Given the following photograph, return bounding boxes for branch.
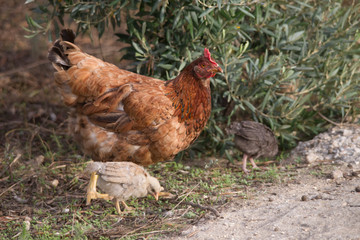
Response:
[182,201,221,217]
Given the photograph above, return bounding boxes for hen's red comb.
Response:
[204,48,218,66]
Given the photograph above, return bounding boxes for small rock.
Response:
[50,112,57,121]
[313,194,322,200]
[305,153,320,164]
[274,227,280,231]
[301,195,309,201]
[269,197,274,202]
[33,155,45,167]
[181,226,197,236]
[352,171,359,177]
[342,129,353,136]
[24,216,31,231]
[62,208,70,213]
[355,186,360,192]
[330,169,343,179]
[51,179,59,188]
[163,210,174,218]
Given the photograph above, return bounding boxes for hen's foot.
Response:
[86,172,112,205]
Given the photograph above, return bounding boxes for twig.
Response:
[0,153,21,178]
[314,110,342,127]
[182,201,221,217]
[0,175,34,198]
[111,229,171,239]
[0,60,49,78]
[171,183,200,212]
[2,121,68,135]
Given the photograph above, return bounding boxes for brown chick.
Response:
[48,29,222,200]
[226,121,278,174]
[84,161,163,214]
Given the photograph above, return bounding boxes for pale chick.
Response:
[84,161,163,214]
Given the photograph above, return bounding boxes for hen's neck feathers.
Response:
[165,60,211,130]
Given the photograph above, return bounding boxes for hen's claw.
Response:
[86,172,112,205]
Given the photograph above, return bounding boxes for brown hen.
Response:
[48,29,222,198]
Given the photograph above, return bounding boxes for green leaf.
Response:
[132,42,145,55]
[238,7,255,19]
[243,100,256,112]
[288,30,304,42]
[199,7,214,18]
[158,64,174,70]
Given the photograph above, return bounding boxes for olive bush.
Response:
[25,0,360,157]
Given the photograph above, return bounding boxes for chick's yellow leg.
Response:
[86,172,112,205]
[114,199,122,215]
[121,201,135,211]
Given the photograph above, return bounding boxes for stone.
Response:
[305,153,320,164]
[301,195,309,201]
[290,126,360,165]
[330,170,343,179]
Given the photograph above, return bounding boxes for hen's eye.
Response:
[201,64,205,68]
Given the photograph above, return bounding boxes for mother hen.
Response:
[48,29,222,199]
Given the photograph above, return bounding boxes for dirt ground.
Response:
[172,164,360,240]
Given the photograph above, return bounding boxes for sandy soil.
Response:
[173,164,360,240]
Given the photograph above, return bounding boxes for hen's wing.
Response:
[53,40,174,125]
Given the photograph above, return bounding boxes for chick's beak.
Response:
[153,192,159,201]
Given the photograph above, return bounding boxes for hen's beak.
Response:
[211,65,223,73]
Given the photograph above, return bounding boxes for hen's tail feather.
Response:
[60,29,75,43]
[48,29,76,70]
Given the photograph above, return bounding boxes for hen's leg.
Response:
[249,157,259,170]
[86,172,112,205]
[242,154,250,174]
[121,201,135,211]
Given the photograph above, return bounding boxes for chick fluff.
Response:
[85,161,163,214]
[226,121,278,174]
